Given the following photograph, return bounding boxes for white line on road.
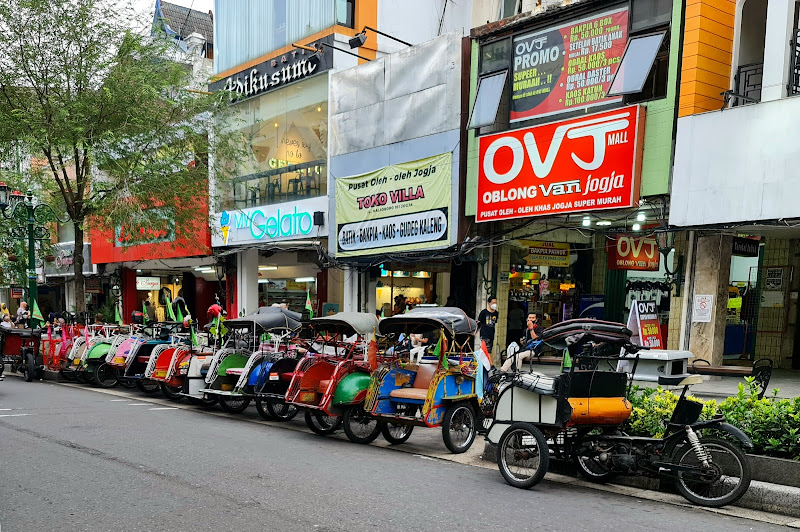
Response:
[127,403,151,406]
[109,399,127,402]
[0,414,31,418]
[148,407,178,411]
[0,408,13,411]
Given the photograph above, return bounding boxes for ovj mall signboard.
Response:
[335,153,452,257]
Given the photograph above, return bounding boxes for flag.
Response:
[367,329,378,371]
[189,320,198,347]
[142,302,148,325]
[561,349,572,373]
[31,299,44,324]
[175,302,184,323]
[380,308,384,318]
[165,294,177,321]
[433,330,448,370]
[476,366,486,400]
[305,290,313,319]
[475,340,492,371]
[114,305,123,326]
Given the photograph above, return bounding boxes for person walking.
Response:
[477,296,499,363]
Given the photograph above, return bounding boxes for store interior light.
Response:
[295,277,316,283]
[316,106,322,112]
[258,279,270,284]
[636,212,646,222]
[136,269,142,273]
[258,266,278,271]
[596,220,612,226]
[582,216,591,227]
[194,267,211,271]
[632,223,642,231]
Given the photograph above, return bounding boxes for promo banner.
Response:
[335,153,452,257]
[627,300,664,349]
[606,235,660,271]
[477,105,644,222]
[511,7,628,122]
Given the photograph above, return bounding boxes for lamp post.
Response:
[0,184,71,328]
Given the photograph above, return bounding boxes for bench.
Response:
[687,358,773,399]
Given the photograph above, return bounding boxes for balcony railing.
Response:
[790,28,800,95]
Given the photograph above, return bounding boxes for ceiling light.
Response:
[316,106,322,112]
[194,267,211,271]
[258,279,269,284]
[136,269,142,273]
[258,266,278,271]
[295,277,316,283]
[581,216,591,227]
[636,212,646,222]
[596,221,612,226]
[632,223,642,231]
[274,122,279,128]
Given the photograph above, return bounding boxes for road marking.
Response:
[148,407,178,411]
[109,399,127,402]
[127,403,151,406]
[0,408,13,411]
[0,414,31,418]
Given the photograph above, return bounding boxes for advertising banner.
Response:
[213,196,327,247]
[521,240,570,267]
[477,105,644,222]
[732,236,759,257]
[136,276,161,291]
[627,300,663,349]
[335,153,452,257]
[511,7,628,122]
[606,235,660,271]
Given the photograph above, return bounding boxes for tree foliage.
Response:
[0,0,245,312]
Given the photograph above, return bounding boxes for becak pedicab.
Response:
[201,307,303,414]
[105,331,147,389]
[362,307,481,453]
[142,326,195,400]
[486,319,753,507]
[61,325,116,384]
[178,305,228,407]
[0,326,43,382]
[121,322,184,394]
[282,312,380,437]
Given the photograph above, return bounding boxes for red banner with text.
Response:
[606,235,660,271]
[477,105,644,222]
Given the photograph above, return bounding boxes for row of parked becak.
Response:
[9,305,753,508]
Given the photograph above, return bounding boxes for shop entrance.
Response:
[725,243,762,361]
[376,267,435,316]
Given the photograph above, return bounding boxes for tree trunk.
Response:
[73,221,86,316]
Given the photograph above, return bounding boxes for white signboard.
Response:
[136,276,161,291]
[760,291,785,308]
[693,294,713,323]
[212,196,327,247]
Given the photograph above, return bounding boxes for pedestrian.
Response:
[506,302,525,350]
[392,294,406,316]
[477,296,499,362]
[0,302,9,319]
[15,301,29,327]
[144,300,156,322]
[1,314,14,329]
[94,313,104,325]
[279,299,288,310]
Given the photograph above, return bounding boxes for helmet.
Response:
[207,304,222,318]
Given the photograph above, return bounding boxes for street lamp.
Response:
[0,184,71,328]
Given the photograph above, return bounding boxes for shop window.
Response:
[631,0,672,32]
[336,0,355,28]
[469,70,508,130]
[607,31,667,100]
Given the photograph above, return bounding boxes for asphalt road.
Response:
[0,377,786,532]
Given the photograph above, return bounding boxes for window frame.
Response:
[469,69,510,130]
[607,30,667,97]
[630,0,672,32]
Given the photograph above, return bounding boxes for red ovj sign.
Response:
[606,235,660,271]
[477,105,644,222]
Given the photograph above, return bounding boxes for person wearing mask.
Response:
[15,301,29,327]
[502,313,544,372]
[477,296,499,362]
[144,300,156,322]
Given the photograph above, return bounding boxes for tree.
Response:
[0,0,244,314]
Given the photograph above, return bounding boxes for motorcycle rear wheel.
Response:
[497,422,549,489]
[672,436,751,507]
[575,444,617,483]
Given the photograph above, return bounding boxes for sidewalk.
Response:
[653,369,800,401]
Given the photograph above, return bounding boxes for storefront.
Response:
[466,0,681,359]
[91,198,215,325]
[41,242,98,316]
[327,32,466,314]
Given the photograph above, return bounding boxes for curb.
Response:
[483,441,800,519]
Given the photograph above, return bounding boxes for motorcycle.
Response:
[485,318,752,508]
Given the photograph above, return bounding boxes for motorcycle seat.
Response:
[514,373,558,395]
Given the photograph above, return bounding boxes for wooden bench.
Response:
[687,358,773,399]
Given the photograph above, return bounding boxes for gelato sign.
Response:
[213,196,327,247]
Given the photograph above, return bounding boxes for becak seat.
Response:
[389,362,437,402]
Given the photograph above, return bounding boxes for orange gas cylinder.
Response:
[567,397,632,426]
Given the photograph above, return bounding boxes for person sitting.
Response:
[1,314,14,329]
[501,313,544,372]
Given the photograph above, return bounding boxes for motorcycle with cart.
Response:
[282,312,380,437]
[200,307,303,413]
[362,307,482,453]
[485,318,753,508]
[0,326,43,382]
